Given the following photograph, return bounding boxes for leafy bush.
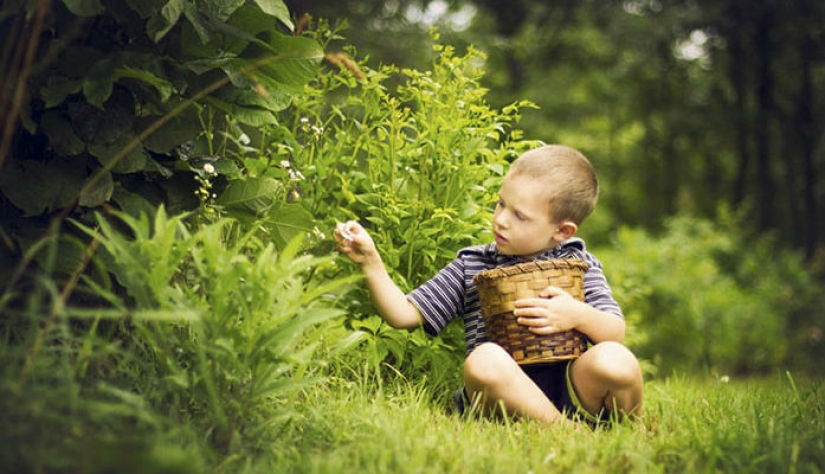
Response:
[598,212,825,375]
[0,0,323,285]
[278,35,539,380]
[0,208,354,471]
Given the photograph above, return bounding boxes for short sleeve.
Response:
[406,258,467,336]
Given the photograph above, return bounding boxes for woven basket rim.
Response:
[473,258,588,285]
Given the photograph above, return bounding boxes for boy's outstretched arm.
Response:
[335,221,421,329]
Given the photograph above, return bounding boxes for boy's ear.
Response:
[555,220,578,241]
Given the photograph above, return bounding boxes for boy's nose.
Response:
[493,211,507,229]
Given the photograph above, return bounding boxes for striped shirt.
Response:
[406,238,623,356]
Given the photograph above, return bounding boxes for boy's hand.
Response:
[334,220,378,266]
[512,286,583,335]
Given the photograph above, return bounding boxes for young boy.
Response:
[335,144,643,425]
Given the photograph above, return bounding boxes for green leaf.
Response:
[204,95,279,126]
[267,203,315,248]
[111,187,157,219]
[79,169,114,207]
[138,108,201,153]
[61,0,104,17]
[0,158,86,216]
[215,177,282,212]
[40,110,85,155]
[41,76,82,108]
[116,66,175,101]
[88,137,149,174]
[83,74,114,109]
[146,0,185,42]
[124,0,166,19]
[202,0,244,22]
[259,32,323,90]
[252,0,293,31]
[182,2,211,44]
[67,94,134,144]
[227,4,277,37]
[228,105,278,126]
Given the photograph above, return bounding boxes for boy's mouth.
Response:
[494,232,507,245]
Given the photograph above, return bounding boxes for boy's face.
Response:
[492,172,566,259]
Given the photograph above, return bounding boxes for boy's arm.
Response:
[359,255,422,329]
[335,221,421,329]
[565,300,626,343]
[514,286,626,343]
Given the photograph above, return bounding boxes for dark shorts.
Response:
[455,360,601,424]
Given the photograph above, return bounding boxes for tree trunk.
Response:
[798,40,819,257]
[729,20,751,207]
[754,13,775,231]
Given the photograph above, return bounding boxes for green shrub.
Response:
[1,208,355,471]
[599,212,825,375]
[276,35,539,380]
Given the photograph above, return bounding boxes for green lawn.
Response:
[262,371,824,474]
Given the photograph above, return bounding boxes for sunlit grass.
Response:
[242,370,824,474]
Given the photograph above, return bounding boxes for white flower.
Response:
[203,163,215,174]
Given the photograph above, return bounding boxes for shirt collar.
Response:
[488,237,586,265]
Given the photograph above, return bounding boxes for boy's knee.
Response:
[588,341,642,386]
[464,342,514,386]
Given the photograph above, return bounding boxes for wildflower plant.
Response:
[277,33,540,377]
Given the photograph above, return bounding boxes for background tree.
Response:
[288,0,825,262]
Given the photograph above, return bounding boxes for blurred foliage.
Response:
[287,0,825,263]
[599,210,825,376]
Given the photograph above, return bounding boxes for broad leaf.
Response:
[252,0,293,31]
[267,203,315,249]
[139,109,202,153]
[61,0,104,17]
[40,111,85,155]
[79,169,114,207]
[116,66,175,101]
[67,91,134,143]
[182,2,211,44]
[0,158,86,216]
[201,0,245,22]
[124,0,167,19]
[41,76,82,108]
[259,32,323,90]
[146,0,185,42]
[215,176,282,212]
[89,137,149,174]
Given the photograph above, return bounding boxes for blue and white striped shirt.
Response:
[407,238,623,356]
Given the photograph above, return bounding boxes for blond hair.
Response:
[508,145,599,224]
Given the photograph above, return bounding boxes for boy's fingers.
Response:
[335,221,356,242]
[539,286,565,298]
[514,297,551,308]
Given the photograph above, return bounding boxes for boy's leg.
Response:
[463,342,572,424]
[568,341,644,420]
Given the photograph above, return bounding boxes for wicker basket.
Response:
[473,259,589,365]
